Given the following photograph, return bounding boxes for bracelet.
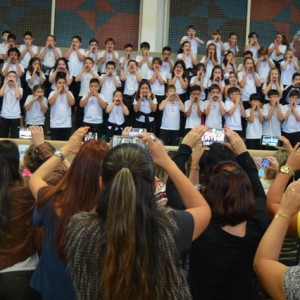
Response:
[190,165,200,170]
[274,211,291,223]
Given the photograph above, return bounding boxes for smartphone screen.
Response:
[260,158,271,168]
[129,128,147,136]
[19,127,32,139]
[84,129,98,142]
[201,128,225,147]
[111,135,145,148]
[261,135,279,147]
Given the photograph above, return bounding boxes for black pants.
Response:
[50,127,71,141]
[0,117,20,138]
[159,129,179,146]
[0,270,42,300]
[282,131,300,148]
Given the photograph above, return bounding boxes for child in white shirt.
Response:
[203,84,225,129]
[180,25,204,57]
[80,78,107,138]
[189,63,207,101]
[224,87,246,137]
[280,49,300,87]
[48,75,75,141]
[99,61,121,105]
[245,93,264,149]
[106,90,129,140]
[136,41,153,80]
[85,39,100,73]
[24,84,48,126]
[120,60,142,126]
[0,71,23,138]
[281,89,300,147]
[159,84,184,145]
[262,89,283,139]
[99,37,119,74]
[133,80,158,133]
[184,85,203,136]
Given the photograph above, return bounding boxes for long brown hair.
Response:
[97,144,159,299]
[38,139,109,256]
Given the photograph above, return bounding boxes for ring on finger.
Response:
[150,134,158,142]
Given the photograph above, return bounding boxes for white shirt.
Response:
[78,72,94,97]
[257,59,274,83]
[82,93,106,124]
[203,100,224,129]
[26,70,46,90]
[136,54,153,79]
[85,50,100,72]
[280,60,298,86]
[282,104,300,133]
[161,101,181,130]
[224,42,239,56]
[0,86,23,119]
[177,53,194,69]
[123,72,139,96]
[200,56,219,82]
[99,50,119,73]
[100,74,121,105]
[108,105,125,126]
[67,49,85,77]
[161,59,174,78]
[19,44,39,69]
[148,71,166,96]
[133,97,157,123]
[173,77,187,95]
[269,43,287,61]
[246,108,263,139]
[190,76,208,100]
[185,100,202,129]
[238,70,258,101]
[24,95,48,125]
[206,40,223,63]
[180,36,200,56]
[2,62,24,86]
[262,103,282,136]
[224,100,243,131]
[39,47,62,73]
[49,91,73,128]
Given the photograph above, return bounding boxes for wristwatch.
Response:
[54,150,65,161]
[280,165,295,178]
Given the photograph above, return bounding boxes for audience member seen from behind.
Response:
[0,140,41,300]
[65,127,211,300]
[28,127,110,299]
[187,129,268,299]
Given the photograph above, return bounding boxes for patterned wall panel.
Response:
[0,0,51,46]
[55,0,140,49]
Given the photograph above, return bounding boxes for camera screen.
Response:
[201,128,225,146]
[261,135,279,147]
[111,135,145,148]
[19,127,32,139]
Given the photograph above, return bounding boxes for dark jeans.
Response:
[50,127,72,141]
[0,117,20,138]
[159,129,179,146]
[0,270,42,300]
[246,138,262,150]
[282,131,300,148]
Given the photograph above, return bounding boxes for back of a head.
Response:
[97,143,163,299]
[204,161,255,226]
[0,140,21,234]
[200,144,236,185]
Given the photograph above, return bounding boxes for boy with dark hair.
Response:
[136,41,153,79]
[180,25,204,56]
[245,93,264,149]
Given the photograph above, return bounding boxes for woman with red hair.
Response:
[29,126,109,300]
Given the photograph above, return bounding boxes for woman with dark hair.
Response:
[48,57,72,90]
[65,126,211,300]
[188,129,269,299]
[29,126,110,299]
[0,140,41,299]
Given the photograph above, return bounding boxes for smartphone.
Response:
[19,127,32,139]
[261,135,280,147]
[260,158,271,168]
[201,128,225,147]
[84,128,98,142]
[111,135,145,148]
[129,128,147,136]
